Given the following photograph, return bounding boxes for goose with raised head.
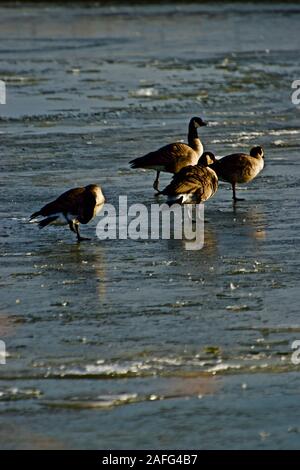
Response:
[160,152,218,205]
[210,146,264,202]
[30,184,105,242]
[129,116,207,192]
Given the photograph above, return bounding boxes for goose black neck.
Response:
[188,120,200,148]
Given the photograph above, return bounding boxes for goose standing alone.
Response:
[210,146,264,202]
[160,152,218,205]
[129,116,207,192]
[30,184,105,242]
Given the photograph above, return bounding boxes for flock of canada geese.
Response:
[30,116,265,241]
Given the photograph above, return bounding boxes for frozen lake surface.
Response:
[0,2,300,449]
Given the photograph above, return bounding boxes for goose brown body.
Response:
[130,117,207,191]
[30,184,105,241]
[210,146,264,201]
[130,142,200,173]
[161,152,218,205]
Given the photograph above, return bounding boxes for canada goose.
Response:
[29,184,105,242]
[129,116,207,191]
[210,146,264,202]
[161,152,218,205]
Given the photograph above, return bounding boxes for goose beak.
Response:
[202,121,208,126]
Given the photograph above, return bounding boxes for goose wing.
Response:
[211,153,250,181]
[130,142,195,172]
[32,187,85,218]
[194,167,218,202]
[162,166,214,196]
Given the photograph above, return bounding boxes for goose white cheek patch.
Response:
[95,196,205,251]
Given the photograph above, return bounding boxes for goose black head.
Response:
[197,151,216,167]
[250,146,264,158]
[190,116,207,128]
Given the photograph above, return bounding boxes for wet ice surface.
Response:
[1,2,300,449]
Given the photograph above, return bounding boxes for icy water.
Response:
[1,2,300,449]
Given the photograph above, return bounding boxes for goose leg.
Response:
[153,171,160,192]
[68,221,76,234]
[193,204,209,223]
[232,183,244,202]
[75,223,91,242]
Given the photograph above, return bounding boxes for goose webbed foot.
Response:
[75,224,91,242]
[77,236,91,242]
[232,197,245,202]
